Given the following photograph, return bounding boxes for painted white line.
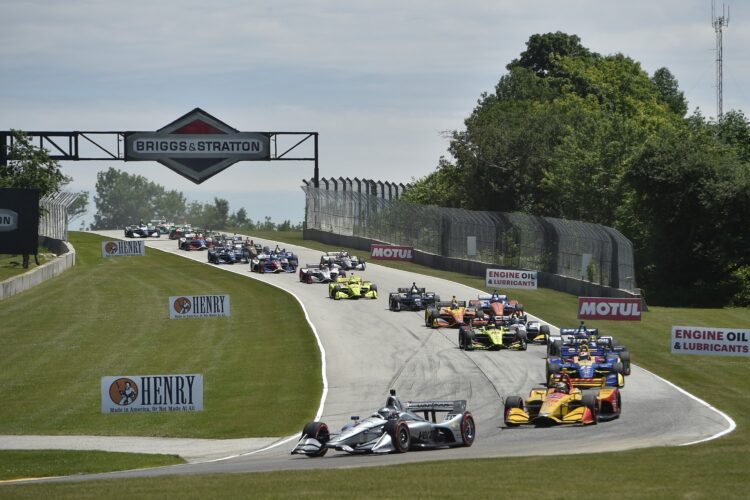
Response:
[637,366,736,445]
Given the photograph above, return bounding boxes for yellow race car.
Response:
[328,275,378,300]
[503,374,621,427]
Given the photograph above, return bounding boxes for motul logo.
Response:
[578,297,642,321]
[370,244,414,261]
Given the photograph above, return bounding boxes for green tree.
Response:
[0,130,70,198]
[651,67,688,117]
[92,168,186,229]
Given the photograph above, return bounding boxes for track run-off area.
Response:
[2,231,734,482]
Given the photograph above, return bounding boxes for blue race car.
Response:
[546,342,625,388]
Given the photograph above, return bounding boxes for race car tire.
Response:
[619,350,631,375]
[299,270,305,282]
[390,297,401,311]
[301,421,330,457]
[425,308,436,327]
[504,396,524,427]
[458,326,469,349]
[386,420,411,453]
[519,338,527,351]
[307,274,313,284]
[460,412,476,447]
[582,393,600,424]
[517,330,528,342]
[546,362,561,385]
[612,362,624,375]
[548,339,562,357]
[464,329,475,350]
[540,325,550,344]
[332,285,341,300]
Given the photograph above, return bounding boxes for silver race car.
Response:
[291,390,475,457]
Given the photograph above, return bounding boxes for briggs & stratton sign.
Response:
[125,108,270,184]
[101,374,204,413]
[101,240,145,257]
[169,294,231,319]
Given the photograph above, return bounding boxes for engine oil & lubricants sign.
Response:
[486,269,537,290]
[671,326,750,356]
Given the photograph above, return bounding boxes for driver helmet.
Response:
[377,407,396,419]
[578,345,591,360]
[555,381,568,394]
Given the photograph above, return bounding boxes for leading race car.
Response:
[503,373,621,427]
[251,253,297,273]
[299,262,346,284]
[388,283,440,311]
[291,390,475,457]
[458,324,528,351]
[124,223,161,238]
[328,275,378,300]
[320,251,366,271]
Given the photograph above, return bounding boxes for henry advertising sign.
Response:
[169,294,231,319]
[671,326,750,357]
[370,244,414,261]
[101,240,145,257]
[577,297,642,321]
[125,108,270,184]
[486,269,538,290]
[101,374,204,413]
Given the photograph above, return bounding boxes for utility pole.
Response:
[712,0,730,119]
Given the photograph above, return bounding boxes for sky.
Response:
[2,0,748,226]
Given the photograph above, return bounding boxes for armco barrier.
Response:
[303,228,642,302]
[0,238,76,301]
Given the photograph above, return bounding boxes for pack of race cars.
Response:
[157,230,631,455]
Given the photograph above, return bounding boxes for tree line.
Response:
[91,167,302,232]
[402,32,750,307]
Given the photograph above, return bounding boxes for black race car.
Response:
[124,223,160,238]
[207,246,238,264]
[388,284,440,311]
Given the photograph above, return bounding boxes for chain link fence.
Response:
[303,182,637,292]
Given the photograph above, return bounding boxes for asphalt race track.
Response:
[5,231,734,482]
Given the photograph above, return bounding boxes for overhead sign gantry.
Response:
[0,107,320,186]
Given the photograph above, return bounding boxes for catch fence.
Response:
[302,181,636,292]
[39,191,80,241]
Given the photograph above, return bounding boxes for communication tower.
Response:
[712,1,730,119]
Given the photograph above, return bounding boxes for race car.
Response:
[546,343,625,388]
[458,324,528,351]
[547,322,632,375]
[299,262,346,284]
[179,236,207,251]
[207,245,237,264]
[388,283,440,311]
[525,320,551,344]
[250,253,297,273]
[321,251,366,271]
[424,299,487,329]
[124,223,161,238]
[328,275,377,300]
[472,291,523,319]
[503,373,621,427]
[291,389,475,457]
[169,225,193,239]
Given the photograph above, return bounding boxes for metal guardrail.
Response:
[302,183,637,292]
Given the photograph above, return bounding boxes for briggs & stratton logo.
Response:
[125,108,270,184]
[0,209,18,232]
[104,242,118,254]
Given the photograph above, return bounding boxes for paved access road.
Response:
[3,231,733,482]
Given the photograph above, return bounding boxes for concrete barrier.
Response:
[0,238,76,301]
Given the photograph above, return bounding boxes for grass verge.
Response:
[1,230,748,496]
[0,232,321,439]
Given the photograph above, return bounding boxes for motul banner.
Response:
[577,297,642,321]
[370,244,414,261]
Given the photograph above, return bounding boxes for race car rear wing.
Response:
[406,400,467,422]
[436,300,467,308]
[397,287,426,294]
